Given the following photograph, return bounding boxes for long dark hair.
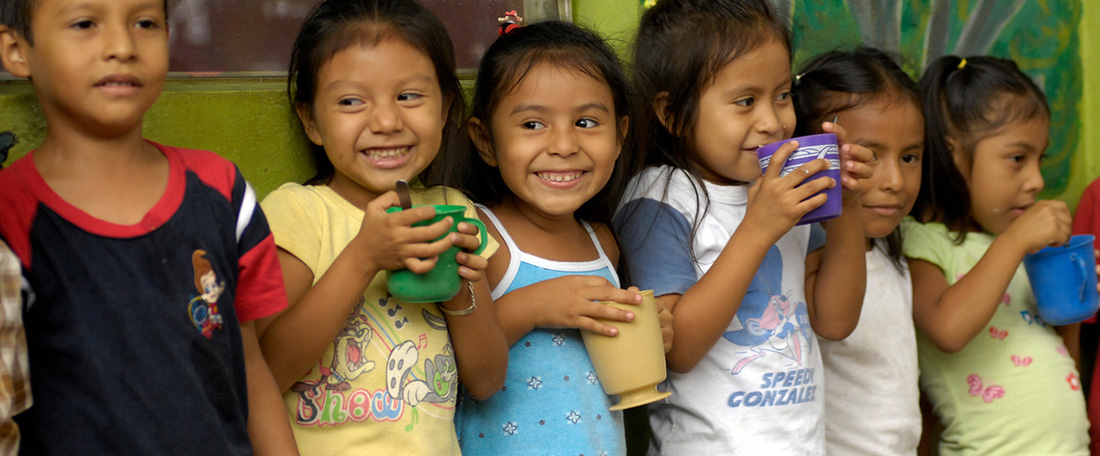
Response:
[916,55,1049,241]
[792,47,922,268]
[631,0,791,180]
[443,20,632,225]
[619,0,791,271]
[287,0,465,185]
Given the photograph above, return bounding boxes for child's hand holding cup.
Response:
[385,205,488,303]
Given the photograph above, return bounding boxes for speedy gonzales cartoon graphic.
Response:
[722,246,812,374]
[188,250,225,338]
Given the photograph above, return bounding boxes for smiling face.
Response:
[959,115,1049,235]
[839,96,924,240]
[690,38,795,185]
[475,62,623,219]
[301,37,446,208]
[4,0,168,138]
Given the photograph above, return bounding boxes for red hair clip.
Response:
[498,10,523,35]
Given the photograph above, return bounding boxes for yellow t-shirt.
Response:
[261,183,497,456]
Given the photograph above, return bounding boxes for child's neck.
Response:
[34,125,170,226]
[490,196,598,262]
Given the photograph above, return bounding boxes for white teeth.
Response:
[366,147,408,159]
[537,172,583,182]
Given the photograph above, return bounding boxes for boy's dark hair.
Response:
[792,47,922,267]
[631,0,791,178]
[443,20,632,225]
[1,0,168,45]
[916,55,1050,241]
[288,0,464,185]
[0,0,33,43]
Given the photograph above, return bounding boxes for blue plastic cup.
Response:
[1023,234,1100,325]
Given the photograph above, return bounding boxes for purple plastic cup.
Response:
[756,133,842,225]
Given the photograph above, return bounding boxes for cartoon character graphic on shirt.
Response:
[188,249,225,338]
[386,340,458,407]
[722,246,812,375]
[291,299,378,393]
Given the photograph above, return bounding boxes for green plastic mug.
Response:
[385,205,488,303]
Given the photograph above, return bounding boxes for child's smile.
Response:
[302,36,446,207]
[477,63,623,219]
[691,37,795,185]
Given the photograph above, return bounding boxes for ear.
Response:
[0,26,31,78]
[468,117,497,167]
[295,103,323,146]
[946,136,969,180]
[652,91,675,135]
[615,115,630,156]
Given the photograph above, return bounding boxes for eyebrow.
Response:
[509,102,611,116]
[323,72,434,92]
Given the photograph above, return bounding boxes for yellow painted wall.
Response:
[1073,0,1100,211]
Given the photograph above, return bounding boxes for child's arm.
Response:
[1056,323,1081,365]
[481,213,642,345]
[443,223,508,400]
[258,192,457,391]
[912,200,1072,353]
[660,144,834,373]
[805,122,873,340]
[241,320,299,456]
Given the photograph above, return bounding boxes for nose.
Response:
[368,101,404,134]
[754,103,783,140]
[877,156,903,192]
[103,22,137,62]
[1023,159,1045,194]
[548,125,579,157]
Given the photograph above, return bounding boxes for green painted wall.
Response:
[1,0,1097,209]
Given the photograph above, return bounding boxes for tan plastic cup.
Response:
[581,289,671,410]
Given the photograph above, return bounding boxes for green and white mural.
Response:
[777,0,1082,197]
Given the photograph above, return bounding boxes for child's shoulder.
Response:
[157,142,242,197]
[413,184,476,208]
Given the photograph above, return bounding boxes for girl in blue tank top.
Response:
[443,18,673,455]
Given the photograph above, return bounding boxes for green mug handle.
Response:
[463,218,488,256]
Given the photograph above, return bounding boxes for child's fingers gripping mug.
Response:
[581,290,672,410]
[1023,234,1100,326]
[385,205,488,303]
[756,133,843,225]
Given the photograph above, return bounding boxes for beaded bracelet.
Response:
[438,281,477,316]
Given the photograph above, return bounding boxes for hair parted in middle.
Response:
[287,0,465,185]
[444,19,633,225]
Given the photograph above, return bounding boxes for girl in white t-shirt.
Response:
[613,0,874,453]
[792,47,924,455]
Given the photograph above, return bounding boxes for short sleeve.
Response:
[260,183,325,276]
[900,218,952,277]
[613,198,698,297]
[807,222,826,252]
[230,174,288,322]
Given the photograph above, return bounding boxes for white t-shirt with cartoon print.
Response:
[614,166,826,455]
